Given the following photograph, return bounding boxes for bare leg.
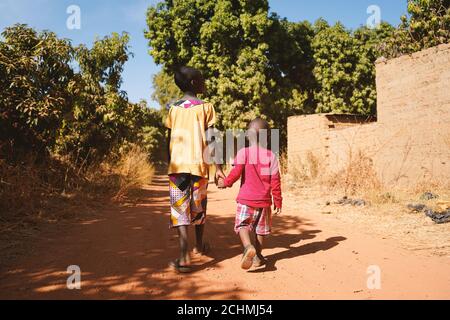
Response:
[177,226,190,265]
[239,228,252,248]
[194,224,204,252]
[252,233,267,267]
[239,228,256,270]
[255,234,265,258]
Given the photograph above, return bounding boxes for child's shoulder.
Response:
[168,98,212,110]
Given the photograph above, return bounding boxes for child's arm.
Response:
[165,106,173,164]
[222,163,244,188]
[221,148,247,188]
[167,129,171,163]
[206,132,225,182]
[271,157,283,213]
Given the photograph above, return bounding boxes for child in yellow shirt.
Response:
[165,66,225,273]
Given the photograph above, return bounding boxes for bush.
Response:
[0,25,75,157]
[327,151,381,196]
[111,146,155,200]
[0,24,163,164]
[380,0,450,58]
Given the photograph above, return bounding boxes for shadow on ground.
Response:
[0,174,346,299]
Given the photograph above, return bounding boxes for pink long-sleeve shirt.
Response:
[224,146,283,209]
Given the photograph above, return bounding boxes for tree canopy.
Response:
[0,24,161,162]
[145,0,399,144]
[145,0,319,146]
[381,0,450,58]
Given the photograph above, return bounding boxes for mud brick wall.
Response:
[288,44,450,186]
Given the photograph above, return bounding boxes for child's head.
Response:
[174,66,206,95]
[247,117,270,147]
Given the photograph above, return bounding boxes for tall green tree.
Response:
[145,0,316,145]
[151,70,181,117]
[381,0,450,58]
[1,24,163,163]
[312,22,393,115]
[58,32,145,160]
[0,24,75,156]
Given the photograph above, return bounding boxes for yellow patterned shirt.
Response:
[165,99,216,178]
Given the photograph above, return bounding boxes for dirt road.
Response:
[0,175,449,299]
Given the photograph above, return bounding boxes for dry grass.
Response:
[326,150,381,197]
[285,183,450,256]
[288,187,450,256]
[0,145,154,231]
[0,146,154,269]
[283,149,382,199]
[110,146,155,200]
[283,149,450,256]
[284,147,449,208]
[281,152,323,190]
[444,132,450,150]
[282,128,450,256]
[0,159,36,220]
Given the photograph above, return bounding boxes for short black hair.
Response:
[246,117,271,148]
[248,117,270,131]
[174,66,203,92]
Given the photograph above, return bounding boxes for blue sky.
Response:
[0,0,408,107]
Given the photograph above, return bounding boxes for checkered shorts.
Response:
[235,203,272,236]
[169,174,208,228]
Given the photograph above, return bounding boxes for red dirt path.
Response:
[0,174,449,299]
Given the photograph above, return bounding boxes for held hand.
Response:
[274,207,282,215]
[215,168,226,181]
[215,168,226,188]
[217,178,227,189]
[217,178,226,189]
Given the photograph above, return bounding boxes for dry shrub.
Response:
[282,151,323,190]
[327,150,381,196]
[110,146,154,200]
[367,191,401,205]
[278,153,289,176]
[306,152,320,180]
[413,179,449,196]
[74,144,154,200]
[0,154,93,229]
[0,158,41,220]
[0,145,154,229]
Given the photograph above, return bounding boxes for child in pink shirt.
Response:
[218,118,282,270]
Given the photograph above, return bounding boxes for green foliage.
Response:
[58,32,139,160]
[76,32,131,92]
[0,25,75,155]
[381,0,450,58]
[312,22,393,114]
[3,0,444,163]
[145,0,316,143]
[135,100,167,164]
[151,70,182,118]
[0,24,162,164]
[146,0,447,131]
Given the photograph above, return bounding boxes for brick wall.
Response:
[288,43,450,186]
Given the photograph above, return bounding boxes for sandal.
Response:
[241,245,256,270]
[169,259,192,274]
[193,242,211,256]
[253,255,267,268]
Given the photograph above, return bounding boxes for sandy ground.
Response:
[0,174,449,300]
